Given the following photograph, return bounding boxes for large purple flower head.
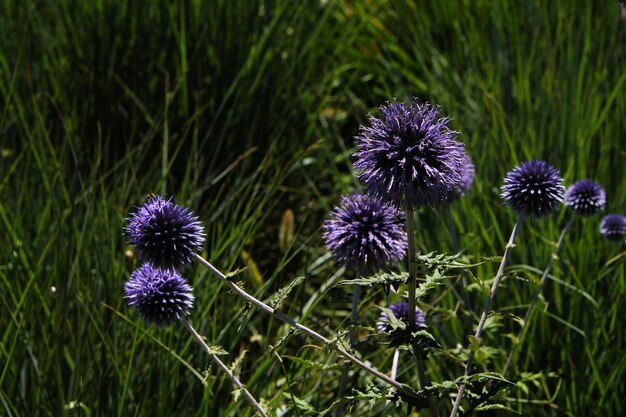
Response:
[564,180,606,216]
[377,301,426,333]
[323,194,407,275]
[501,160,564,217]
[126,194,206,270]
[124,263,195,325]
[600,214,626,242]
[353,99,469,209]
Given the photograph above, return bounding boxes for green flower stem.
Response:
[406,211,441,417]
[194,253,421,402]
[183,319,268,417]
[449,215,523,417]
[335,282,362,417]
[384,349,402,412]
[502,215,575,376]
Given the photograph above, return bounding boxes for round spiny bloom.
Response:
[501,160,564,217]
[126,194,206,270]
[448,156,475,201]
[353,99,469,209]
[377,302,426,333]
[564,179,606,216]
[124,263,194,325]
[323,194,407,275]
[600,214,626,242]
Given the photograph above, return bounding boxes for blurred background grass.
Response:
[1,0,625,416]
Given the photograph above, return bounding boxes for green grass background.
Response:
[1,0,625,416]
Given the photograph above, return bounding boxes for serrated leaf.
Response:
[283,393,317,414]
[474,403,521,413]
[335,271,408,288]
[467,335,482,351]
[268,275,306,309]
[282,355,342,372]
[416,251,483,274]
[224,268,248,280]
[208,345,229,356]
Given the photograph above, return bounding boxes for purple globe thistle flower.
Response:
[564,180,606,216]
[377,301,426,333]
[323,194,407,275]
[447,156,475,200]
[501,160,564,217]
[353,99,469,209]
[600,214,626,241]
[124,263,195,325]
[126,194,206,270]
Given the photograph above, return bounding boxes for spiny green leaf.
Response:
[474,403,521,413]
[267,275,306,309]
[335,271,408,289]
[467,335,482,351]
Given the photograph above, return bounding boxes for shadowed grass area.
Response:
[1,0,625,416]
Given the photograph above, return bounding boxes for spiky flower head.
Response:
[564,180,606,216]
[448,156,475,200]
[600,214,626,242]
[377,301,426,333]
[124,263,194,325]
[501,160,564,217]
[353,99,469,209]
[323,194,407,275]
[126,194,206,270]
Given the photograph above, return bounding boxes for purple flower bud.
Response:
[126,195,206,270]
[124,263,194,325]
[564,180,606,216]
[501,160,564,217]
[377,302,426,333]
[600,214,626,242]
[323,194,407,274]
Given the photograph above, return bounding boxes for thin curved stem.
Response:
[449,215,523,417]
[194,253,421,402]
[502,215,575,376]
[183,319,268,417]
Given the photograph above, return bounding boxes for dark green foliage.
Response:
[1,1,625,416]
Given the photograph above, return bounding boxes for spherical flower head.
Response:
[448,156,475,200]
[323,194,407,275]
[600,214,626,242]
[377,302,426,333]
[124,263,195,325]
[126,194,206,270]
[353,99,469,209]
[500,160,564,217]
[564,179,606,216]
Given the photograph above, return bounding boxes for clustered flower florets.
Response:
[377,301,427,333]
[600,214,626,242]
[564,179,606,216]
[126,194,206,270]
[124,263,194,325]
[324,194,407,274]
[501,160,565,217]
[353,99,469,209]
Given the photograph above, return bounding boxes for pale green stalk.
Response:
[449,216,523,417]
[502,215,575,376]
[183,319,268,417]
[193,253,421,402]
[406,210,441,417]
